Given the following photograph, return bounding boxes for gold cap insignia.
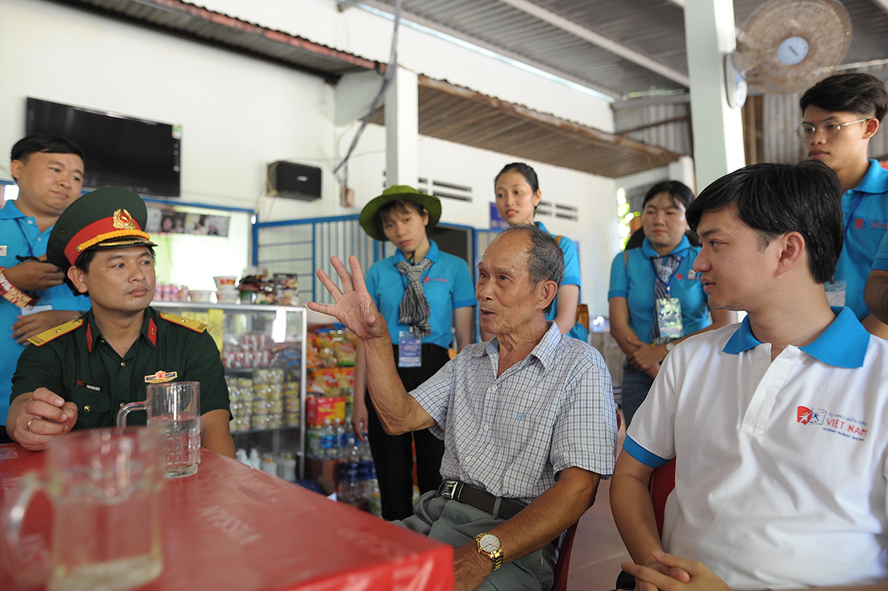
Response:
[112,209,137,230]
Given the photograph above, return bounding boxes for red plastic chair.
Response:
[551,410,625,591]
[550,521,579,591]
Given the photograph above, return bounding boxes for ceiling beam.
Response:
[495,0,690,87]
[361,0,623,99]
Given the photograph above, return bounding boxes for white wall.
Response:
[0,0,620,314]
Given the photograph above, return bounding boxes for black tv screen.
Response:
[26,98,181,197]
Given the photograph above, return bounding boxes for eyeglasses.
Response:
[796,118,870,141]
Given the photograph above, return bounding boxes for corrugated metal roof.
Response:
[54,0,380,82]
[370,76,681,178]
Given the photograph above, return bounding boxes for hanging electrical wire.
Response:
[334,0,402,191]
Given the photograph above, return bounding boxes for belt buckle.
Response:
[440,480,459,500]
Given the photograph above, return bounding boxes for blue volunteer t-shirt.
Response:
[1,201,91,424]
[365,241,476,350]
[834,160,888,320]
[608,236,711,344]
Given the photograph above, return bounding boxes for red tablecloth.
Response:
[0,444,453,591]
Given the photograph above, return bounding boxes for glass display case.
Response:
[152,301,307,479]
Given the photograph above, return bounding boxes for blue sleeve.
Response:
[874,231,888,272]
[451,259,476,309]
[608,252,628,300]
[623,435,671,468]
[365,260,382,308]
[559,236,581,287]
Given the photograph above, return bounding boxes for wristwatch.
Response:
[664,340,676,353]
[475,532,504,571]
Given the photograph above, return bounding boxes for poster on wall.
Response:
[145,205,230,237]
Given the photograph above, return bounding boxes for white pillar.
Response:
[384,67,419,187]
[668,155,697,192]
[683,0,745,189]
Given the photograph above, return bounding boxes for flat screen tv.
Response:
[26,97,181,197]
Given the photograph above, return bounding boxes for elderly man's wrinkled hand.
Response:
[452,543,491,591]
[308,256,388,341]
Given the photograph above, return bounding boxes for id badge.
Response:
[398,331,422,368]
[656,298,683,339]
[824,280,846,307]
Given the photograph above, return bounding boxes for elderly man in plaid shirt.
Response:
[310,224,617,591]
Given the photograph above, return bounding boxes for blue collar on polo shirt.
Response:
[392,239,440,265]
[852,159,888,195]
[641,234,691,259]
[723,306,869,368]
[0,200,27,220]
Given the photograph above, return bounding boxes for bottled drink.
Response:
[356,438,374,501]
[367,464,382,517]
[305,426,323,459]
[320,419,337,460]
[332,418,347,460]
[338,434,360,503]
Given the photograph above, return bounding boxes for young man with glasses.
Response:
[799,72,888,338]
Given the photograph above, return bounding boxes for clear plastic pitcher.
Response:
[2,428,164,591]
[118,381,201,478]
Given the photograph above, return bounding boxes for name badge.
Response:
[656,297,683,339]
[398,331,422,368]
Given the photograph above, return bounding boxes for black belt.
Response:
[437,479,526,520]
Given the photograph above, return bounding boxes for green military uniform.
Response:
[11,307,230,429]
[9,186,231,430]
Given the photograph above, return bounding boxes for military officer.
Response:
[6,187,235,457]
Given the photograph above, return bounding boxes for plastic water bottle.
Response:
[320,419,337,460]
[333,418,347,460]
[338,434,360,503]
[356,438,374,501]
[366,463,382,517]
[306,426,323,459]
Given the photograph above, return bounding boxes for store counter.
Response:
[0,444,453,591]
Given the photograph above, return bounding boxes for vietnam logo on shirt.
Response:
[797,405,867,441]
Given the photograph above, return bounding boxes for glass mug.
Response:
[118,381,201,478]
[2,428,164,591]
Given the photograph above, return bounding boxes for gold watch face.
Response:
[478,534,501,554]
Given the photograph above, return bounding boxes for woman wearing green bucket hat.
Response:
[354,185,476,521]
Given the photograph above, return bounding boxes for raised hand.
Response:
[307,256,388,340]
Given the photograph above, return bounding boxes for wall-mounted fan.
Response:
[725,0,851,108]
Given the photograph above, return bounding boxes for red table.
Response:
[0,444,453,591]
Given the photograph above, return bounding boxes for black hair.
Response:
[373,199,428,242]
[495,224,564,314]
[685,161,843,284]
[642,180,695,210]
[800,73,888,123]
[495,162,540,193]
[11,134,84,163]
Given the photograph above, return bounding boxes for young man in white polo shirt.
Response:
[611,161,888,590]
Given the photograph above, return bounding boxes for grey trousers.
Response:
[400,491,556,591]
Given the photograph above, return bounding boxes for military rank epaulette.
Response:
[28,318,84,346]
[159,312,207,333]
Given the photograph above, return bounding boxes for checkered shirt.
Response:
[411,322,617,504]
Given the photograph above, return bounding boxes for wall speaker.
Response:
[266,161,322,201]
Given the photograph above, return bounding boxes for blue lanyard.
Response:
[843,193,865,242]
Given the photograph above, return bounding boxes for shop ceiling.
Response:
[51,0,888,178]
